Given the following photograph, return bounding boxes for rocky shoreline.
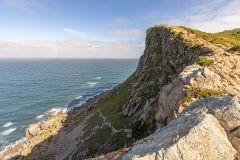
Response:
[0,113,66,159]
[0,84,119,159]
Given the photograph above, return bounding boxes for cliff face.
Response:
[1,25,240,160]
[123,26,214,132]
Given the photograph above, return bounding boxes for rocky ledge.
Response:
[124,95,240,159]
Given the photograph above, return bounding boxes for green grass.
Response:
[84,128,113,157]
[218,28,240,40]
[236,149,240,158]
[228,45,240,52]
[73,74,137,157]
[95,74,136,130]
[183,96,193,102]
[187,88,225,99]
[83,112,104,138]
[181,27,240,52]
[108,112,133,130]
[196,56,214,66]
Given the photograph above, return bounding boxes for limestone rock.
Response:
[26,123,41,139]
[25,117,62,139]
[156,79,184,125]
[180,65,221,87]
[122,95,239,160]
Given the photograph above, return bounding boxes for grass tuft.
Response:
[196,56,214,66]
[187,88,225,99]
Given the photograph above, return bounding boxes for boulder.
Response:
[26,123,41,139]
[180,65,221,87]
[122,95,239,160]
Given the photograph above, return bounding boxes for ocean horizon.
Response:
[0,58,138,154]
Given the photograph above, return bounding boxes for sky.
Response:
[0,0,239,58]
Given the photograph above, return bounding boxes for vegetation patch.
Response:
[83,112,104,138]
[101,131,132,155]
[132,111,157,141]
[218,28,240,40]
[108,112,132,130]
[96,74,136,117]
[183,96,193,103]
[84,128,113,157]
[187,88,225,99]
[228,45,240,53]
[196,56,214,66]
[235,149,240,158]
[181,27,240,52]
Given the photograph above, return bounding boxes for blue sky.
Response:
[0,0,239,58]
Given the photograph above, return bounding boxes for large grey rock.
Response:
[122,95,239,160]
[156,79,184,125]
[180,65,221,87]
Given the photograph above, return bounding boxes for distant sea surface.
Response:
[0,58,138,153]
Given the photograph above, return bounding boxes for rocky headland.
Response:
[1,25,240,160]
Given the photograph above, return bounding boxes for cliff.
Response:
[1,25,240,160]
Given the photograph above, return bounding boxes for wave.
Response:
[87,82,98,86]
[1,128,16,136]
[74,95,82,99]
[2,122,14,128]
[46,107,67,116]
[95,77,102,80]
[67,83,118,109]
[36,114,44,119]
[0,83,118,156]
[0,137,26,156]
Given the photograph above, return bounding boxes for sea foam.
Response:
[87,82,98,86]
[0,137,26,156]
[2,122,14,128]
[1,128,16,135]
[46,107,67,116]
[36,114,44,119]
[75,95,82,99]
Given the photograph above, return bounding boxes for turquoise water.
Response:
[0,58,138,153]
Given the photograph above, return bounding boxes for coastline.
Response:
[0,58,138,157]
[0,83,120,159]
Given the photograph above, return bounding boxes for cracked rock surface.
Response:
[122,95,239,160]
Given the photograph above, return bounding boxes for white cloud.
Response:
[64,28,86,37]
[147,0,240,33]
[107,29,145,38]
[0,38,144,58]
[111,17,131,26]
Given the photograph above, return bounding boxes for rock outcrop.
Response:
[122,95,239,160]
[0,114,66,159]
[90,95,240,160]
[1,25,240,160]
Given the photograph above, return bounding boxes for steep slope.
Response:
[91,95,240,160]
[1,25,240,160]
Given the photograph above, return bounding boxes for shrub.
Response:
[229,45,240,52]
[187,88,225,99]
[183,97,193,102]
[196,56,214,66]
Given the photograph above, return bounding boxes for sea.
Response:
[0,58,139,154]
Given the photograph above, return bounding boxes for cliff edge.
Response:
[1,25,240,160]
